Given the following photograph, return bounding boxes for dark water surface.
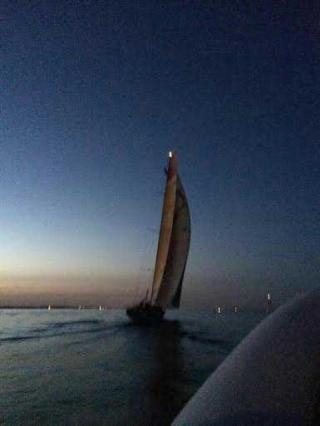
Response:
[0,309,264,425]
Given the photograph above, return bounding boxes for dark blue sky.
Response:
[1,1,319,307]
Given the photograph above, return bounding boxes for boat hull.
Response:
[126,304,164,325]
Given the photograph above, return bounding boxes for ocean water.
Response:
[0,309,265,425]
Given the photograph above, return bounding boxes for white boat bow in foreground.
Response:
[173,289,320,425]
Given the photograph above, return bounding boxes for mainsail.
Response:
[150,152,191,309]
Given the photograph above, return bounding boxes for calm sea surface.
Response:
[0,309,265,425]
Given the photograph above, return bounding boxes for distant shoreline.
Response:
[0,306,268,313]
[0,306,110,310]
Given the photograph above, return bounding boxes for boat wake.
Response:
[0,315,225,351]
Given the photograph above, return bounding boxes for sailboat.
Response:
[126,151,191,325]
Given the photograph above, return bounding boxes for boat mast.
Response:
[144,288,149,305]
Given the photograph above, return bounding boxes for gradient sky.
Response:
[1,1,319,308]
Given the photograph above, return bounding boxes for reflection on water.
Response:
[139,321,187,425]
[0,310,264,425]
[119,318,231,425]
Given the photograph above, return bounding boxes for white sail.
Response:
[152,154,191,309]
[150,152,177,303]
[151,153,191,309]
